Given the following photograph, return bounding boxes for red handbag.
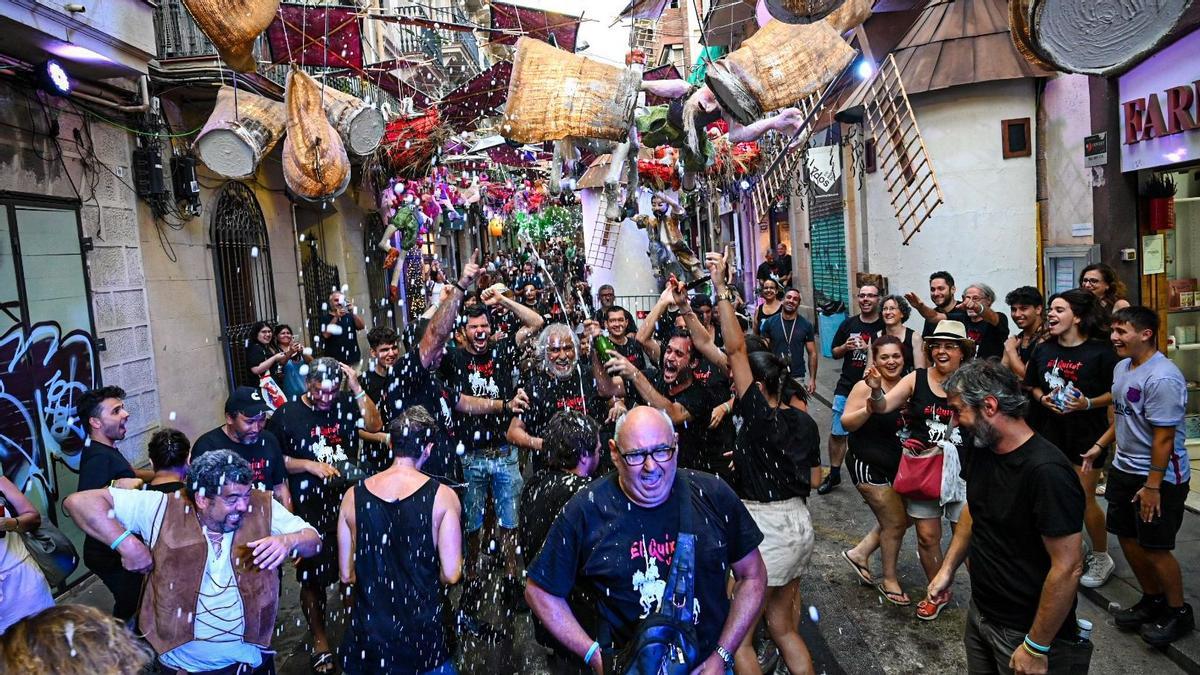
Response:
[893,441,944,501]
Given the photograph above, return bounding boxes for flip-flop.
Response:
[841,549,874,586]
[311,650,335,674]
[875,583,912,606]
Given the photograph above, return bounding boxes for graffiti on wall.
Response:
[0,321,96,523]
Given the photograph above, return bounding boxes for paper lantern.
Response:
[489,217,505,237]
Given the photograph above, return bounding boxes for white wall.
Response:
[1042,74,1094,246]
[579,187,660,299]
[861,79,1038,328]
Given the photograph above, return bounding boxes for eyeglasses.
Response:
[619,444,676,466]
[1080,278,1102,286]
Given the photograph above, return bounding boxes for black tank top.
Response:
[904,369,964,452]
[339,479,447,674]
[849,394,904,479]
[901,328,916,373]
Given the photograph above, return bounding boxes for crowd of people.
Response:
[0,243,1192,675]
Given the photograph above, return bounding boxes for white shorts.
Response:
[742,497,814,587]
[905,497,965,523]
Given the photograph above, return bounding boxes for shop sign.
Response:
[1119,28,1200,171]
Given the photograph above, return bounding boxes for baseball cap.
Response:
[225,387,270,418]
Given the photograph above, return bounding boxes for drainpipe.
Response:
[70,74,151,113]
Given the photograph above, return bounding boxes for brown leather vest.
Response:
[139,490,279,655]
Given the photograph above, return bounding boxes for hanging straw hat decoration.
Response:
[180,0,279,72]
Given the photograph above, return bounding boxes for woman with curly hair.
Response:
[1079,262,1130,314]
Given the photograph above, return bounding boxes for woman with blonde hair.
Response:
[0,604,154,673]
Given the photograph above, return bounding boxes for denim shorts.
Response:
[831,394,849,437]
[462,447,523,532]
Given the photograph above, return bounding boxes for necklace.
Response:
[198,515,224,558]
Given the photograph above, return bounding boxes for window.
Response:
[1044,245,1100,295]
[0,197,94,337]
[210,181,277,390]
[1002,118,1032,159]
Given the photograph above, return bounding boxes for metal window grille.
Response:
[301,239,342,353]
[363,212,398,331]
[210,182,278,391]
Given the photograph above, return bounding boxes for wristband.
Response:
[1149,464,1169,473]
[1023,635,1050,654]
[110,529,133,551]
[1022,642,1048,658]
[1085,397,1092,410]
[584,641,600,665]
[454,282,469,293]
[354,390,367,401]
[715,645,735,667]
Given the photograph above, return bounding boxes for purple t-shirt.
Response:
[1111,352,1191,484]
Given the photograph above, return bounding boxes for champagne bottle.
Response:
[594,331,616,363]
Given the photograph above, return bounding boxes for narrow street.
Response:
[60,354,1191,674]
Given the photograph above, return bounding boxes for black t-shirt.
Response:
[755,261,774,281]
[78,442,136,573]
[732,387,821,501]
[519,470,595,567]
[527,471,764,655]
[517,367,603,471]
[832,315,885,396]
[439,337,518,450]
[245,343,285,381]
[760,314,816,378]
[319,313,361,365]
[266,394,362,531]
[191,427,288,491]
[652,375,716,473]
[772,254,792,278]
[965,315,1010,361]
[966,434,1085,638]
[1023,339,1119,458]
[363,348,463,482]
[922,307,970,337]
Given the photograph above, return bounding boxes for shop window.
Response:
[363,212,398,331]
[1002,118,1032,159]
[210,181,278,391]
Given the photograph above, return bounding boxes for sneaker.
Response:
[1141,604,1195,647]
[1080,552,1115,588]
[817,471,841,495]
[1115,594,1167,631]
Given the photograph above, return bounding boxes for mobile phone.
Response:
[685,275,712,291]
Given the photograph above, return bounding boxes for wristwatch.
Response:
[715,645,734,668]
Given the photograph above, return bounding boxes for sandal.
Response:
[841,549,874,586]
[311,650,335,674]
[875,583,911,606]
[916,596,949,621]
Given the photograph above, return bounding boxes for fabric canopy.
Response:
[686,45,726,85]
[643,64,683,106]
[266,4,364,70]
[414,61,513,132]
[489,1,581,53]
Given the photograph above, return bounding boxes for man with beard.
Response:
[756,250,776,284]
[772,243,793,287]
[602,305,649,374]
[74,385,154,622]
[596,284,616,313]
[604,330,721,475]
[760,288,817,394]
[930,360,1088,673]
[508,323,624,472]
[821,284,884,494]
[439,286,540,586]
[319,290,365,367]
[266,358,380,673]
[907,271,969,338]
[909,282,1009,361]
[191,387,292,510]
[67,451,321,673]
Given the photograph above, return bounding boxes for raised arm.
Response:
[606,353,691,424]
[636,288,675,365]
[419,250,481,369]
[342,364,381,433]
[838,381,875,433]
[484,286,545,346]
[867,369,917,415]
[708,250,751,398]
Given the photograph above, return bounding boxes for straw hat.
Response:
[926,320,976,354]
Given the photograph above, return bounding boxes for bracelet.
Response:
[110,529,133,551]
[1085,397,1092,410]
[1022,642,1048,658]
[1142,484,1161,491]
[1149,464,1169,473]
[1023,635,1050,654]
[354,390,367,401]
[584,641,601,665]
[715,645,735,667]
[454,282,469,293]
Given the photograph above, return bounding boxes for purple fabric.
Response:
[266,4,364,70]
[489,2,580,53]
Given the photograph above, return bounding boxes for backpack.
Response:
[606,473,700,675]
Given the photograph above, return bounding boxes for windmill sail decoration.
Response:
[181,0,280,72]
[283,69,352,201]
[194,86,287,179]
[860,54,943,245]
[1025,0,1193,76]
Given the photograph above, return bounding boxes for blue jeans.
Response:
[462,447,523,532]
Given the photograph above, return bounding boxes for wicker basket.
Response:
[764,0,845,24]
[502,37,641,144]
[825,0,871,33]
[180,0,278,72]
[283,69,351,201]
[707,18,855,125]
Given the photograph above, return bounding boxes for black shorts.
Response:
[296,526,339,587]
[847,451,892,487]
[1105,468,1190,550]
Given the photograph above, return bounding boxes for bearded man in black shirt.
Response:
[930,360,1089,673]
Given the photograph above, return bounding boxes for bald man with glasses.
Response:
[526,406,766,674]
